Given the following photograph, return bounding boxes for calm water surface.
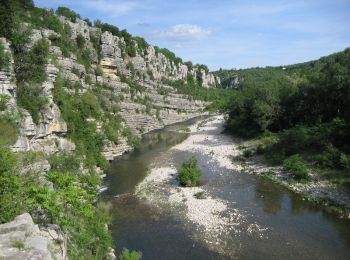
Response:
[101,117,350,260]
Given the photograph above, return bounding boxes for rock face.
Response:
[0,12,218,260]
[4,15,215,160]
[0,38,16,107]
[10,62,75,154]
[0,213,66,260]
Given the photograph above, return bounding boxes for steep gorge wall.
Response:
[0,12,220,260]
[0,16,218,161]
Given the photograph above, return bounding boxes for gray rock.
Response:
[0,213,66,260]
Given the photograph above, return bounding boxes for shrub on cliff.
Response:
[0,113,19,145]
[56,6,80,22]
[0,42,11,70]
[15,38,49,124]
[0,146,22,223]
[177,157,202,187]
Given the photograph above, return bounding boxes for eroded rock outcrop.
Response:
[0,213,66,260]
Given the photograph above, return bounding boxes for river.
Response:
[100,116,350,260]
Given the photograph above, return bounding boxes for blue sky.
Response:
[34,0,350,71]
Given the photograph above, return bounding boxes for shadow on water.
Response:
[101,116,350,260]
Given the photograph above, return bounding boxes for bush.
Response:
[0,146,22,223]
[15,38,49,84]
[56,7,80,22]
[104,117,121,144]
[95,66,103,77]
[119,248,142,260]
[177,157,202,187]
[76,34,85,48]
[194,191,207,199]
[0,94,11,111]
[15,38,49,124]
[316,144,342,169]
[340,153,350,170]
[17,83,47,124]
[0,42,11,70]
[243,149,253,158]
[53,78,107,169]
[283,154,309,180]
[0,114,19,145]
[49,153,80,172]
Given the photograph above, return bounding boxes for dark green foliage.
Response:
[194,191,207,199]
[76,34,85,48]
[95,66,103,76]
[0,149,113,258]
[0,95,10,111]
[120,248,142,260]
[0,1,14,38]
[94,20,120,36]
[177,157,202,187]
[155,46,182,64]
[0,42,11,70]
[224,48,350,182]
[197,64,209,73]
[84,18,92,26]
[27,153,112,258]
[243,149,253,158]
[0,0,34,39]
[26,8,64,33]
[283,155,309,180]
[17,83,47,124]
[0,113,19,145]
[53,76,107,169]
[93,21,138,57]
[56,6,80,22]
[163,78,234,111]
[15,38,49,83]
[49,152,80,172]
[104,118,121,144]
[0,146,22,223]
[14,38,49,124]
[133,36,148,54]
[122,128,140,147]
[48,25,76,58]
[184,61,193,71]
[77,49,92,69]
[90,34,101,61]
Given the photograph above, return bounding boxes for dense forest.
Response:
[216,48,350,189]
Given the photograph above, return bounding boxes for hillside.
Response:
[0,1,223,259]
[215,48,350,215]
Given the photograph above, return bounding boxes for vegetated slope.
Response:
[215,48,350,214]
[0,1,227,259]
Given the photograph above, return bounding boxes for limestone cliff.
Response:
[0,213,66,260]
[0,15,219,161]
[0,11,218,259]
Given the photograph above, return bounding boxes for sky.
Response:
[34,0,350,71]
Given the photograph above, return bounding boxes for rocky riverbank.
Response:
[136,115,268,255]
[136,114,350,257]
[240,156,350,218]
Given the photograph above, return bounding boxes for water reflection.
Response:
[101,116,350,260]
[255,178,283,214]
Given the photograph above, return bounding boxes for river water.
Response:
[101,117,350,260]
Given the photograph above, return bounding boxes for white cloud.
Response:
[150,24,212,42]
